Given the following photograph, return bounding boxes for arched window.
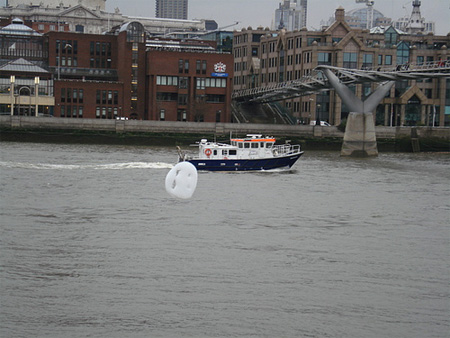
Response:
[125,22,145,43]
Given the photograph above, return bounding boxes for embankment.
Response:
[1,116,449,152]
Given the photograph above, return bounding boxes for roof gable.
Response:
[336,32,365,50]
[59,5,101,19]
[0,58,49,74]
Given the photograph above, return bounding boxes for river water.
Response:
[1,142,449,338]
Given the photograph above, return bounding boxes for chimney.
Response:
[335,6,345,22]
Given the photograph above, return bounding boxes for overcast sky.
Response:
[105,0,450,35]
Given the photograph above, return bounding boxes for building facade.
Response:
[1,2,207,36]
[6,0,106,10]
[233,7,449,126]
[155,0,188,20]
[0,19,233,122]
[146,39,233,122]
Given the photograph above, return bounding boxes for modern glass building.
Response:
[155,0,188,20]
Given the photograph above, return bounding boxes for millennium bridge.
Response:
[232,61,450,104]
[231,61,450,156]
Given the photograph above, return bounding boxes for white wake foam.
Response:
[0,161,174,170]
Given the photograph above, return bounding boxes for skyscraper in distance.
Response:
[155,0,188,20]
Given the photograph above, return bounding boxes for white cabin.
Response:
[197,135,277,160]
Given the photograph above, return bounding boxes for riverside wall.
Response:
[1,116,449,150]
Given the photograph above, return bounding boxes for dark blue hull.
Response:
[187,152,303,172]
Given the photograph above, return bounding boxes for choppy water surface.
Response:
[1,142,449,338]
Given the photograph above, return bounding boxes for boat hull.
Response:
[186,152,304,172]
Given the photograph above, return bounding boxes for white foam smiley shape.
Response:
[165,161,198,199]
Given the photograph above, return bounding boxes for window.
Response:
[385,55,392,65]
[202,60,207,74]
[179,59,184,73]
[385,28,398,45]
[160,109,165,121]
[184,60,189,74]
[396,42,410,65]
[196,78,205,90]
[363,54,373,69]
[177,110,187,121]
[179,77,188,89]
[318,52,332,65]
[343,52,357,69]
[378,55,383,65]
[417,56,424,65]
[178,94,187,105]
[156,92,177,101]
[157,76,178,86]
[307,38,321,46]
[205,78,226,88]
[206,94,225,103]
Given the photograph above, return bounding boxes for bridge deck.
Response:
[232,61,450,104]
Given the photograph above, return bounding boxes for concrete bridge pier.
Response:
[322,69,395,157]
[341,112,378,157]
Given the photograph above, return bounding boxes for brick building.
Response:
[146,40,233,122]
[0,19,233,122]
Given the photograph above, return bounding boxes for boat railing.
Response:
[272,144,301,156]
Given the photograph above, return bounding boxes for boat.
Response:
[177,134,304,172]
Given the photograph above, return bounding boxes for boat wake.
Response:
[0,161,173,170]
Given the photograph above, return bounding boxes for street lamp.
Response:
[316,103,321,125]
[10,75,15,116]
[34,76,39,116]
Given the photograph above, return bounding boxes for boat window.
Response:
[244,143,250,148]
[238,142,243,148]
[229,150,237,155]
[222,150,228,156]
[213,150,217,155]
[260,142,265,148]
[267,143,274,149]
[251,143,258,148]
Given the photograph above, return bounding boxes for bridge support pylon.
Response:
[341,112,378,157]
[322,69,395,157]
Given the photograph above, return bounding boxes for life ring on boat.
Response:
[204,148,212,157]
